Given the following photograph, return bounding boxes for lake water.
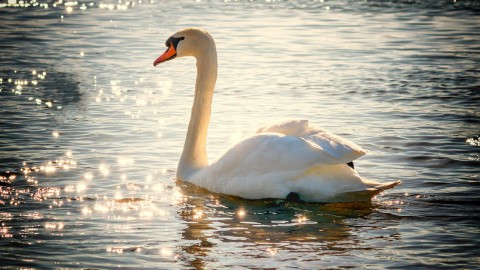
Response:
[1,0,479,269]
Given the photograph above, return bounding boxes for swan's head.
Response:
[153,28,216,66]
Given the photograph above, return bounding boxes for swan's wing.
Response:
[256,119,366,164]
[189,133,398,201]
[194,133,370,201]
[196,133,342,198]
[209,133,338,176]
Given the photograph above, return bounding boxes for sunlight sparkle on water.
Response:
[237,208,246,218]
[117,156,134,167]
[82,206,92,215]
[99,164,110,176]
[84,172,93,181]
[171,190,186,204]
[160,247,175,258]
[150,183,165,194]
[292,214,308,224]
[76,182,87,193]
[41,163,56,174]
[64,185,75,193]
[0,1,478,268]
[267,247,278,256]
[156,80,172,97]
[106,246,142,254]
[45,222,64,230]
[466,136,480,147]
[106,247,123,254]
[1,225,13,238]
[192,209,203,220]
[115,190,123,200]
[145,174,153,184]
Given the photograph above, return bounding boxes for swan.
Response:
[153,28,399,202]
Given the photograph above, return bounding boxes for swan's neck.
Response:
[177,47,217,180]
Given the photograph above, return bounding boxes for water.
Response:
[1,0,479,268]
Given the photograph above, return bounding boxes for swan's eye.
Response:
[165,36,185,48]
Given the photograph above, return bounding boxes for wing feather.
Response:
[256,119,366,164]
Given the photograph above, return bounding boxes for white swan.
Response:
[153,28,399,202]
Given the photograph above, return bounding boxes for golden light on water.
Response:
[171,190,186,204]
[382,199,405,213]
[0,1,477,268]
[237,208,246,218]
[0,225,13,238]
[41,163,56,174]
[192,209,203,220]
[292,214,308,224]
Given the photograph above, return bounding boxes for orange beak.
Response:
[153,43,177,66]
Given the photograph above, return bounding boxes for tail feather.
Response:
[365,180,401,191]
[332,180,401,202]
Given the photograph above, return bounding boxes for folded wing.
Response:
[256,119,366,164]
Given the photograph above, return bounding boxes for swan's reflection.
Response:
[176,182,216,269]
[176,180,376,268]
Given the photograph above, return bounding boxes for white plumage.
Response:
[153,28,399,202]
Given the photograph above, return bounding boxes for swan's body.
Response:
[154,28,399,202]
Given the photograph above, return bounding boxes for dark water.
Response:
[1,0,480,269]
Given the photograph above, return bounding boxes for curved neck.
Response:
[177,46,217,180]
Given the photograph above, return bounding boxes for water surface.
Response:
[1,0,479,269]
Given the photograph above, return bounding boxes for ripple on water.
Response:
[1,0,480,269]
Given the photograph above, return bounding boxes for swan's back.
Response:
[257,119,367,164]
